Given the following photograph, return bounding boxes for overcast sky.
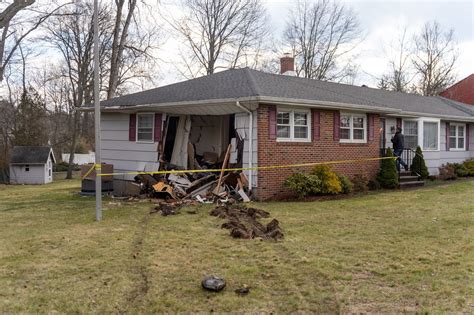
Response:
[156,0,474,88]
[2,0,473,94]
[267,0,473,86]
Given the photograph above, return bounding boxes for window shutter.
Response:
[396,118,402,129]
[129,114,137,141]
[333,111,340,141]
[368,114,375,141]
[312,109,320,141]
[446,122,450,151]
[154,113,162,142]
[466,124,470,151]
[268,105,277,140]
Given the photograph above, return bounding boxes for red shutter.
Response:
[333,111,340,141]
[396,118,402,129]
[154,113,162,142]
[466,124,470,151]
[129,114,137,141]
[312,109,320,141]
[368,114,375,141]
[446,122,450,151]
[268,105,277,140]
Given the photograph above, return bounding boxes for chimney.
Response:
[280,53,295,75]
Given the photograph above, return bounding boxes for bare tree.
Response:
[284,0,361,81]
[0,2,71,82]
[378,28,412,92]
[170,0,269,78]
[0,0,35,29]
[412,21,458,96]
[107,0,159,99]
[44,2,113,179]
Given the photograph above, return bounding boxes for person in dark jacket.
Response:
[391,127,408,171]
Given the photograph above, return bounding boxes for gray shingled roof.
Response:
[10,146,54,164]
[95,68,474,118]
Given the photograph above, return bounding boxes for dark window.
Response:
[25,165,30,172]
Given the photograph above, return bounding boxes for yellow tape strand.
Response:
[96,156,396,177]
[81,164,102,180]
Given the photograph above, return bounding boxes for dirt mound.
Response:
[210,204,283,240]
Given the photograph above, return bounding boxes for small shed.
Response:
[9,146,56,184]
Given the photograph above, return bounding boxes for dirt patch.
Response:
[210,204,283,240]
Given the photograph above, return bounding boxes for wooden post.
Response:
[213,144,232,194]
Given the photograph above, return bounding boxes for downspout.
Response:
[235,101,253,191]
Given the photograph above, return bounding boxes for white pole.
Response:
[93,0,102,221]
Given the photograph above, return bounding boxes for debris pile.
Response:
[150,199,197,216]
[210,204,284,240]
[134,143,251,203]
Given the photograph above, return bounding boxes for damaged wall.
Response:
[189,115,229,157]
[101,112,160,181]
[235,112,258,188]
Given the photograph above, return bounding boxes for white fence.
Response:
[61,152,95,165]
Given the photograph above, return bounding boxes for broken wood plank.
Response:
[213,143,232,194]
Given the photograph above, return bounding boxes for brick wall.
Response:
[256,104,381,200]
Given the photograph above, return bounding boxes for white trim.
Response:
[339,112,367,144]
[420,117,441,152]
[402,119,419,149]
[276,107,312,142]
[136,112,155,143]
[448,122,466,151]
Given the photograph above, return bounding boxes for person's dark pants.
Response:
[393,148,408,171]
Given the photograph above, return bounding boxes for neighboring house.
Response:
[9,146,56,185]
[61,151,95,165]
[440,74,474,105]
[84,57,474,200]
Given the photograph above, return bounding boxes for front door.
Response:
[380,118,386,155]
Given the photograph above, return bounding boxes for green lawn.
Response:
[0,179,473,313]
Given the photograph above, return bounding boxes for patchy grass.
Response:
[0,179,473,313]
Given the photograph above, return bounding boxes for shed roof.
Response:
[10,146,55,165]
[88,68,474,120]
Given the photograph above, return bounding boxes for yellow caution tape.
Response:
[95,156,396,177]
[81,164,102,180]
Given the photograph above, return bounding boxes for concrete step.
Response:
[399,175,419,182]
[399,170,412,176]
[399,181,425,189]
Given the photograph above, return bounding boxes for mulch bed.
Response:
[210,204,283,241]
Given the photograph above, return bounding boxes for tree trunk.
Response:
[65,111,79,179]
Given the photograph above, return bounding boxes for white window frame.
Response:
[136,113,155,143]
[402,119,419,149]
[420,118,440,152]
[448,123,466,151]
[339,112,367,144]
[276,108,311,142]
[400,117,440,152]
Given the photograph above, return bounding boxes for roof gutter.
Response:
[80,95,474,121]
[385,111,474,122]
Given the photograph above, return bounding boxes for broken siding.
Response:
[9,165,46,184]
[235,112,258,187]
[101,112,160,180]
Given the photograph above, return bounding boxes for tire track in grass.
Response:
[118,210,151,314]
